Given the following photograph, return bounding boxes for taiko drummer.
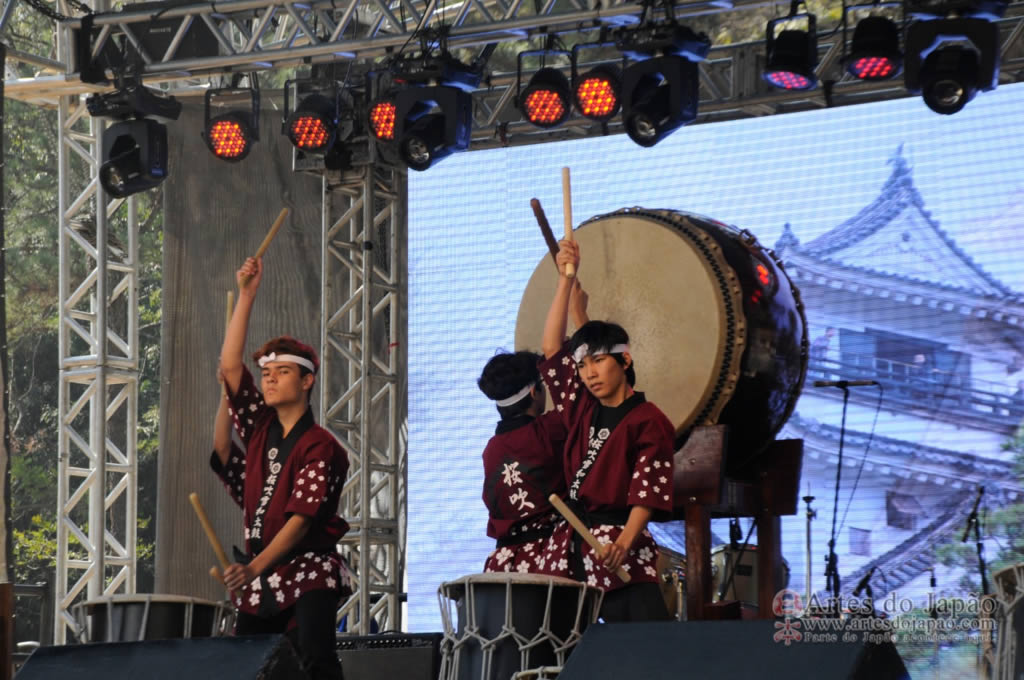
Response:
[211,256,348,679]
[477,287,589,574]
[539,239,675,621]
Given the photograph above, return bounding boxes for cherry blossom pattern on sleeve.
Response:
[218,443,246,506]
[226,367,269,445]
[286,453,342,517]
[539,343,587,424]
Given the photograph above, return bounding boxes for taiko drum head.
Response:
[515,208,807,469]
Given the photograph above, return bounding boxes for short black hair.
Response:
[569,320,636,387]
[478,351,543,418]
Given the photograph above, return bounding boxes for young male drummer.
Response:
[212,256,348,680]
[540,240,675,622]
[478,351,568,574]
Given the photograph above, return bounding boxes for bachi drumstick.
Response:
[189,492,237,597]
[221,290,234,397]
[530,198,561,267]
[189,492,231,569]
[549,493,631,583]
[239,207,289,286]
[561,168,576,279]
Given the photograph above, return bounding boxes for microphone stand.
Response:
[962,487,989,596]
[803,492,816,605]
[972,509,989,596]
[824,385,850,617]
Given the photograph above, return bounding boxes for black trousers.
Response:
[236,590,343,680]
[599,583,672,623]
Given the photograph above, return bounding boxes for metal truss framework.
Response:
[321,160,407,634]
[54,86,140,642]
[5,0,1024,135]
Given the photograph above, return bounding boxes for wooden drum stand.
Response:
[672,425,803,620]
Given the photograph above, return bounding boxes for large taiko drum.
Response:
[515,208,807,474]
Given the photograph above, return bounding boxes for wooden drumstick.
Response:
[210,566,224,584]
[549,493,631,583]
[221,291,234,397]
[239,207,289,286]
[561,167,576,279]
[530,198,561,267]
[189,492,232,570]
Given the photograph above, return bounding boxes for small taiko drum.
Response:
[72,594,232,643]
[515,208,807,474]
[437,573,603,680]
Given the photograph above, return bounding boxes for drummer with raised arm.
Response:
[539,239,675,622]
[211,256,349,680]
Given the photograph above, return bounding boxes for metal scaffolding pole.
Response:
[321,157,407,634]
[54,1,140,642]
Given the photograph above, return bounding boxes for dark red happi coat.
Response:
[537,342,676,591]
[212,366,351,617]
[481,411,568,574]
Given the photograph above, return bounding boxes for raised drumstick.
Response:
[530,198,560,267]
[549,493,631,583]
[561,167,575,279]
[240,207,289,286]
[221,291,234,397]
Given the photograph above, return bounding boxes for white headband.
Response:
[258,352,316,373]
[495,382,536,407]
[572,343,630,364]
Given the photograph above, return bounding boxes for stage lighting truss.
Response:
[517,49,574,128]
[282,79,354,155]
[842,5,904,81]
[763,3,819,90]
[203,86,260,162]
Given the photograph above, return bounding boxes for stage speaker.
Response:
[15,635,303,680]
[336,632,442,680]
[558,620,909,680]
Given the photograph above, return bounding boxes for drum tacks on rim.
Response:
[516,208,807,475]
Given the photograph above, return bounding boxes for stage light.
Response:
[620,55,698,147]
[99,119,168,198]
[845,15,903,80]
[573,65,621,121]
[904,17,1000,114]
[284,93,337,152]
[394,85,472,171]
[763,13,818,90]
[87,80,179,198]
[369,98,398,141]
[203,87,259,162]
[519,67,572,128]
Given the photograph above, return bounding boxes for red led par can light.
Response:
[574,66,621,121]
[204,114,253,161]
[369,99,398,141]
